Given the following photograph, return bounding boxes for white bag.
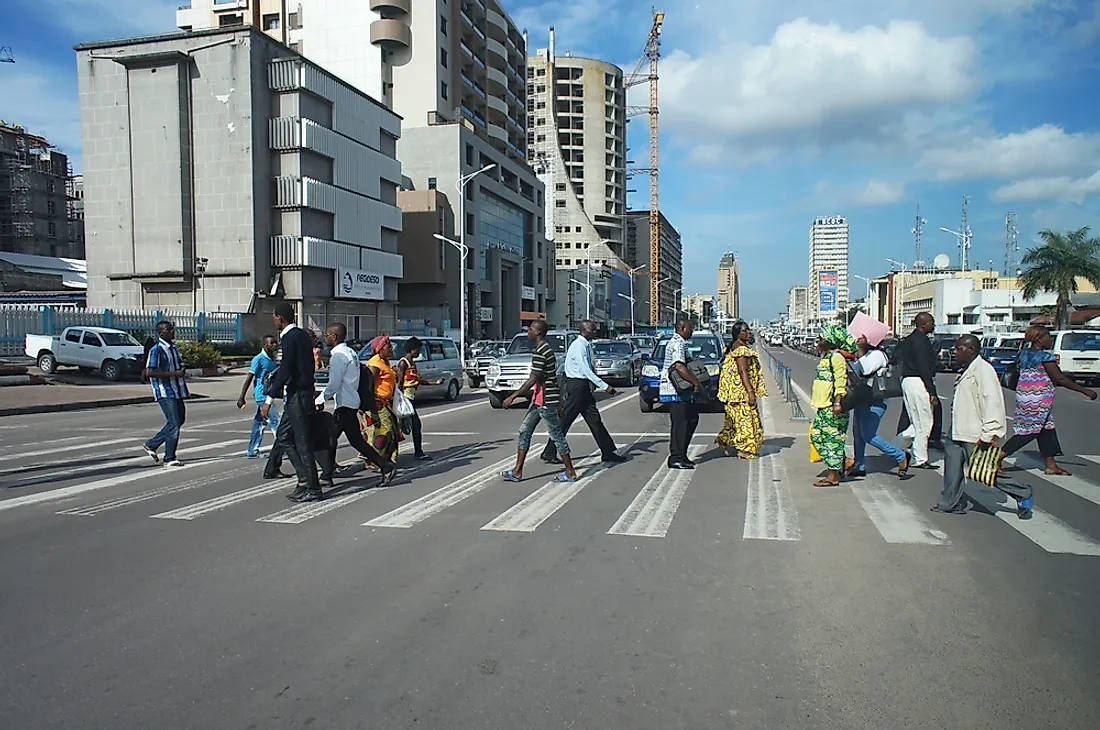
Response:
[393,388,415,418]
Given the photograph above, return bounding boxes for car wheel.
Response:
[37,352,57,374]
[446,379,460,401]
[639,395,653,413]
[488,391,505,409]
[101,359,121,382]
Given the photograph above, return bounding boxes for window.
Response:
[429,342,446,359]
[428,177,437,190]
[48,221,56,237]
[440,48,448,68]
[47,200,56,216]
[555,182,566,192]
[262,13,280,30]
[218,13,243,26]
[466,144,474,166]
[442,341,460,360]
[466,184,475,201]
[288,12,301,29]
[575,226,582,233]
[467,213,475,235]
[441,16,447,35]
[64,330,81,343]
[537,268,543,284]
[537,68,546,76]
[441,81,448,100]
[82,331,103,347]
[555,200,565,208]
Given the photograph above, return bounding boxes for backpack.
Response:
[356,361,376,410]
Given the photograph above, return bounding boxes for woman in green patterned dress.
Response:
[810,324,856,487]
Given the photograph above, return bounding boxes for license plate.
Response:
[496,381,510,388]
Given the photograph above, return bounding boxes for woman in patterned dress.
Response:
[1000,325,1095,475]
[716,322,767,458]
[809,324,857,487]
[366,335,403,462]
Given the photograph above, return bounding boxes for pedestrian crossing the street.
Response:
[4,428,1100,557]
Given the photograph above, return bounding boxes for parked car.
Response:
[980,333,1025,350]
[592,339,643,386]
[357,335,463,401]
[465,340,508,387]
[1050,330,1100,385]
[617,334,657,353]
[769,335,784,347]
[638,331,724,413]
[25,327,145,381]
[485,330,579,408]
[931,336,959,372]
[981,346,1020,377]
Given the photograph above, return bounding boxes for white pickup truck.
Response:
[25,326,147,381]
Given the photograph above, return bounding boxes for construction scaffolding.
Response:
[0,122,81,258]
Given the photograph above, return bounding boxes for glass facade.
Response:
[480,191,524,281]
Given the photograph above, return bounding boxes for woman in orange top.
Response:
[366,335,401,460]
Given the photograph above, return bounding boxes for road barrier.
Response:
[761,347,808,422]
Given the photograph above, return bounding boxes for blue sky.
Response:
[4,0,1099,319]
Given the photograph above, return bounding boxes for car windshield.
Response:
[100,332,141,346]
[506,333,570,355]
[1062,333,1100,351]
[652,335,722,363]
[594,342,633,356]
[1000,337,1023,348]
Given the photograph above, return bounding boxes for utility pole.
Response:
[912,204,926,268]
[1004,212,1019,276]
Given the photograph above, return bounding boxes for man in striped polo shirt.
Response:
[141,320,190,467]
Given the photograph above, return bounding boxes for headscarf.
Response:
[820,323,857,354]
[369,335,391,356]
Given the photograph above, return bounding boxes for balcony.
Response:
[370,19,411,50]
[461,72,487,99]
[486,37,507,66]
[459,40,486,69]
[487,122,508,149]
[486,66,507,93]
[369,0,410,16]
[487,95,508,119]
[461,105,487,128]
[485,8,508,39]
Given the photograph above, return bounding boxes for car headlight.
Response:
[642,365,659,377]
[488,364,501,377]
[707,364,719,376]
[614,360,629,367]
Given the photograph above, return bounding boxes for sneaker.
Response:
[141,443,160,463]
[1017,497,1033,520]
[164,459,184,467]
[247,452,260,459]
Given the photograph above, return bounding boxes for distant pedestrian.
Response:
[845,332,910,478]
[999,325,1096,475]
[716,321,766,459]
[896,312,940,468]
[316,323,396,483]
[394,336,444,461]
[261,302,321,502]
[501,320,578,482]
[809,324,856,487]
[661,318,703,470]
[933,335,1033,519]
[540,319,625,466]
[365,335,402,462]
[238,335,281,458]
[140,320,189,467]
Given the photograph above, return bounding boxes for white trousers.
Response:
[901,377,934,465]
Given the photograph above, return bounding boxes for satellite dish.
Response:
[933,253,950,270]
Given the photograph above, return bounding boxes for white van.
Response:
[1050,330,1100,385]
[979,333,1025,350]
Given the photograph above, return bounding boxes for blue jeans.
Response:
[853,401,906,470]
[147,398,186,461]
[248,402,280,456]
[517,404,570,456]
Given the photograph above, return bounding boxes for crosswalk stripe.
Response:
[1007,456,1100,508]
[363,454,517,528]
[743,451,801,541]
[0,439,244,513]
[257,444,483,525]
[0,438,202,486]
[1,436,146,461]
[850,477,951,545]
[608,445,704,538]
[151,478,297,520]
[481,450,607,533]
[57,463,260,516]
[1081,455,1100,467]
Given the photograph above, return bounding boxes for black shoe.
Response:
[319,477,335,490]
[264,470,291,480]
[415,452,432,461]
[541,456,563,465]
[286,485,309,501]
[683,458,697,466]
[602,453,627,464]
[669,461,694,470]
[290,489,324,503]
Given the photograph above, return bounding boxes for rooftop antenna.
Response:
[1004,212,1019,276]
[959,195,972,271]
[912,203,927,269]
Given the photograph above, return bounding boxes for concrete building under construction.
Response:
[0,123,83,258]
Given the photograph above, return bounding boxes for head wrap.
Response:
[820,323,857,354]
[370,335,391,355]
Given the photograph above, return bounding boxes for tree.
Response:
[1018,227,1100,329]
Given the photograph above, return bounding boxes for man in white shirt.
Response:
[540,319,625,465]
[316,323,395,483]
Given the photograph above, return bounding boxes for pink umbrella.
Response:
[847,312,891,346]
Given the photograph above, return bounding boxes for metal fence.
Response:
[761,347,808,422]
[1,306,244,357]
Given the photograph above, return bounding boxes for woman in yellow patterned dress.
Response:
[716,322,767,458]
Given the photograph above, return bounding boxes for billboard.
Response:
[335,267,383,300]
[818,270,838,314]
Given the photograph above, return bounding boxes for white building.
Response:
[808,215,849,321]
[787,285,808,328]
[717,252,739,320]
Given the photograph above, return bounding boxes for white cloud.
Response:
[658,18,976,156]
[811,178,907,208]
[921,124,1100,182]
[992,171,1100,204]
[856,180,907,205]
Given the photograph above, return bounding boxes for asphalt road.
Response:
[2,365,1099,728]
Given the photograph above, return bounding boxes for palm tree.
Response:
[1018,227,1100,328]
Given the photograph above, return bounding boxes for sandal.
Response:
[897,453,911,479]
[1044,467,1071,476]
[813,478,840,487]
[501,469,521,483]
[380,468,398,486]
[554,472,577,483]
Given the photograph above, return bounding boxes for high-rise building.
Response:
[808,215,849,321]
[0,124,83,258]
[528,29,628,273]
[76,27,404,335]
[787,285,808,328]
[624,210,681,325]
[717,252,739,321]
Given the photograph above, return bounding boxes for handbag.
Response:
[670,358,714,401]
[966,442,1003,487]
[839,357,872,412]
[393,388,415,418]
[1002,359,1020,390]
[870,363,903,400]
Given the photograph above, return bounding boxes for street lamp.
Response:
[623,263,647,335]
[454,162,496,368]
[939,226,972,271]
[194,256,209,313]
[670,287,683,326]
[569,277,592,320]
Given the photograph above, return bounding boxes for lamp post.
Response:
[569,277,592,322]
[434,233,472,370]
[852,274,872,320]
[623,263,647,335]
[194,256,209,313]
[454,163,496,369]
[670,287,683,326]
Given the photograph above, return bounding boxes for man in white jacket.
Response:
[933,334,1033,519]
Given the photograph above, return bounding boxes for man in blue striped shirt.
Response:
[141,320,190,467]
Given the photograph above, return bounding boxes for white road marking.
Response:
[257,444,482,524]
[743,450,801,541]
[2,436,153,461]
[418,401,486,420]
[608,445,704,538]
[362,455,518,528]
[482,450,606,533]
[1082,455,1100,467]
[151,477,297,520]
[0,440,243,513]
[57,463,259,516]
[1007,455,1100,508]
[850,476,951,545]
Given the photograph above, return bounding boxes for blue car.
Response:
[638,331,725,412]
[981,346,1019,377]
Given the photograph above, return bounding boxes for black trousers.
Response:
[408,406,425,456]
[1002,428,1062,459]
[897,397,944,442]
[332,406,393,472]
[265,390,319,490]
[668,400,699,464]
[541,377,617,460]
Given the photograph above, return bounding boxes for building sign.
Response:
[487,240,522,256]
[335,267,384,300]
[818,270,838,313]
[478,306,494,321]
[521,285,536,300]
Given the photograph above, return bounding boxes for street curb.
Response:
[0,393,209,417]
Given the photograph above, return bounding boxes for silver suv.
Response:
[485,330,578,409]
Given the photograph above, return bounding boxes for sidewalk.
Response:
[0,375,245,417]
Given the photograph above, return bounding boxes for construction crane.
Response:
[0,47,14,64]
[625,10,664,324]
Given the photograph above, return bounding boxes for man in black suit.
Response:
[261,302,321,502]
